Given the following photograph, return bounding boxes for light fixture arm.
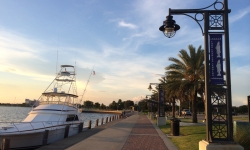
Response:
[165,0,230,36]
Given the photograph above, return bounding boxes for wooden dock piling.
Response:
[42,130,49,145]
[101,118,104,125]
[95,119,99,127]
[88,120,92,129]
[1,139,10,150]
[78,123,83,133]
[64,125,70,138]
[106,117,108,123]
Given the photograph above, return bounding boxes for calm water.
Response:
[0,106,116,128]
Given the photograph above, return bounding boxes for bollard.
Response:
[109,116,111,122]
[1,139,10,150]
[64,125,70,138]
[88,120,92,129]
[101,118,104,125]
[78,123,83,133]
[106,117,108,123]
[42,130,49,145]
[95,119,99,127]
[112,116,114,121]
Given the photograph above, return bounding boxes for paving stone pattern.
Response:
[122,115,169,150]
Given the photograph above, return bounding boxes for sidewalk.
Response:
[122,114,177,150]
[37,112,178,150]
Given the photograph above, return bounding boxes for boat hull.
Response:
[0,125,80,149]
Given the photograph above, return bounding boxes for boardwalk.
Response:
[37,112,178,150]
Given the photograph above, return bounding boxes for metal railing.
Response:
[0,114,120,134]
[0,121,82,134]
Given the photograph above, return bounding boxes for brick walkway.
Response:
[122,115,169,150]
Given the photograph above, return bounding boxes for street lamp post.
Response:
[146,95,153,112]
[159,0,243,149]
[248,95,250,122]
[148,83,166,126]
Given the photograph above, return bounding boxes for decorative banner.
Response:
[158,84,165,117]
[209,34,224,84]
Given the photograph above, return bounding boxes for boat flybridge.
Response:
[0,65,84,149]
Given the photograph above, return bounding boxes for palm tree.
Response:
[165,45,204,123]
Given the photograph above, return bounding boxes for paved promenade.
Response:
[37,112,178,150]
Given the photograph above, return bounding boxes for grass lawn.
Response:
[158,116,249,150]
[233,116,249,121]
[159,120,206,150]
[149,114,249,150]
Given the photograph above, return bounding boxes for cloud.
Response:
[118,20,137,29]
[230,6,250,23]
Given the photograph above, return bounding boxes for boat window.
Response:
[66,115,79,121]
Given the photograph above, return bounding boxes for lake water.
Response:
[0,106,116,128]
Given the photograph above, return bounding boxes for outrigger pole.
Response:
[80,65,95,104]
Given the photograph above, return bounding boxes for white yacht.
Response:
[0,65,83,149]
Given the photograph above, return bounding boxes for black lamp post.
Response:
[146,95,153,112]
[248,95,250,122]
[159,0,233,143]
[148,83,165,118]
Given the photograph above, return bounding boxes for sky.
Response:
[0,0,249,106]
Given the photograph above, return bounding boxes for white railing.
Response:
[0,114,119,134]
[0,121,82,134]
[39,101,77,107]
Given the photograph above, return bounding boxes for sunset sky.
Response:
[0,0,249,106]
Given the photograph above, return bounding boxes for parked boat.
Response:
[0,65,83,149]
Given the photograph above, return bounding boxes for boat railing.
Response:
[39,101,77,107]
[0,113,123,134]
[0,121,83,134]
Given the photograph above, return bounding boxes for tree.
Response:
[165,45,204,123]
[84,100,94,109]
[109,101,117,110]
[117,99,123,110]
[138,99,148,112]
[94,102,100,109]
[100,103,106,109]
[237,105,248,114]
[124,100,134,109]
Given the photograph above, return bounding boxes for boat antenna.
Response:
[80,65,95,104]
[56,50,58,75]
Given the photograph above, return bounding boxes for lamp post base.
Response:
[157,116,166,126]
[199,140,243,150]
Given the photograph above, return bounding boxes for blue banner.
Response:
[209,34,224,84]
[158,84,165,117]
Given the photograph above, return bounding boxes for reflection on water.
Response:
[0,106,116,128]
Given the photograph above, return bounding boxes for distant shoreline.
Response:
[0,104,31,107]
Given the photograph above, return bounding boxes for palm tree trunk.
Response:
[203,93,206,121]
[179,101,182,116]
[172,97,175,118]
[192,89,198,123]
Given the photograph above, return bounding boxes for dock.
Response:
[37,112,178,150]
